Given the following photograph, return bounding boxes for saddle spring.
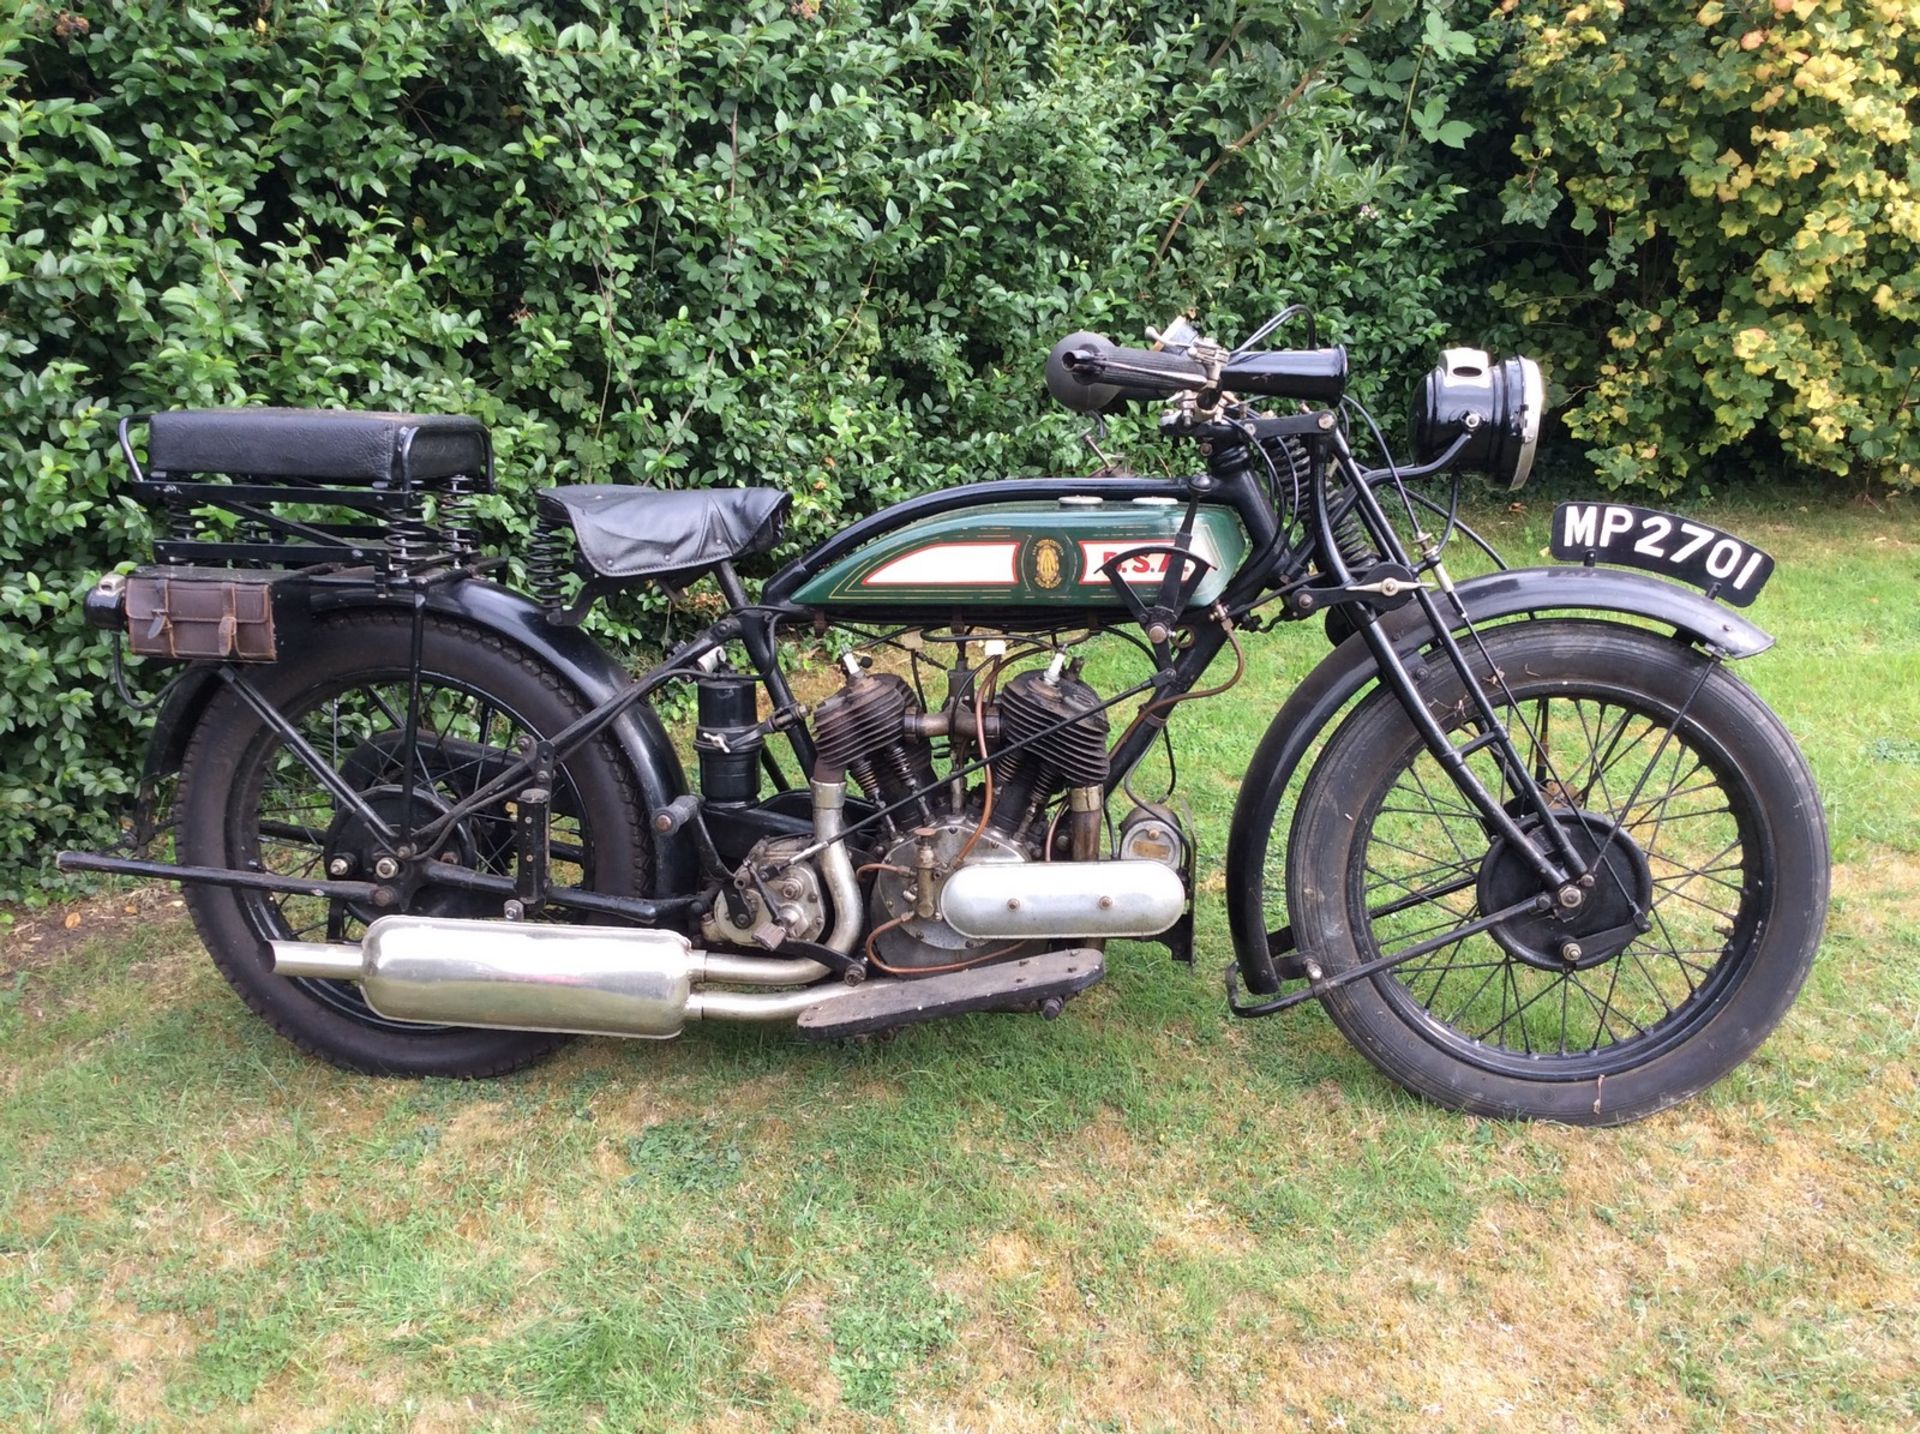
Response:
[526,517,575,612]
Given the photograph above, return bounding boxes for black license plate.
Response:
[1549,502,1774,607]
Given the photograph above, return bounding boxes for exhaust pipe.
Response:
[271,915,849,1037]
[812,778,863,957]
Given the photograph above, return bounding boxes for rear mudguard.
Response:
[136,578,695,904]
[1224,564,1773,995]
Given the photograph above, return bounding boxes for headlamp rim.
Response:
[1506,356,1544,491]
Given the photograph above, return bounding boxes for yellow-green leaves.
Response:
[1499,0,1920,489]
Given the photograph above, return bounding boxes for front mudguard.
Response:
[134,578,695,902]
[1223,565,1773,996]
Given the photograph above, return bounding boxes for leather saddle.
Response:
[537,485,790,586]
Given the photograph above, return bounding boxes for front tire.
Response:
[176,612,651,1077]
[1280,620,1827,1125]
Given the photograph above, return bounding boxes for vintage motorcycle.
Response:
[62,309,1829,1125]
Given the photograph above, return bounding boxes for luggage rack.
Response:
[118,408,495,585]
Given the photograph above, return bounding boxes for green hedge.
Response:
[11,2,1916,897]
[1,1,1490,896]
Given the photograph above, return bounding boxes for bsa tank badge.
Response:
[1029,537,1065,589]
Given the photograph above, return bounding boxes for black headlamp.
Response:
[1411,348,1544,489]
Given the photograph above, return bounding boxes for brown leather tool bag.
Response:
[124,568,278,662]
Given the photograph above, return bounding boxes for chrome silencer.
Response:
[271,915,847,1038]
[939,859,1186,940]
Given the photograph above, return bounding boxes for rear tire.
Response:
[176,612,651,1077]
[1282,620,1827,1125]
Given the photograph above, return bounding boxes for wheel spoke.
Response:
[223,669,608,1034]
[1334,664,1762,1076]
[1365,855,1478,904]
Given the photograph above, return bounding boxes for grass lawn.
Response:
[3,494,1917,1431]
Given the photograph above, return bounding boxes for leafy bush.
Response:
[1489,0,1919,491]
[0,0,1488,897]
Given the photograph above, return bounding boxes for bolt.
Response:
[653,811,673,833]
[373,856,400,880]
[371,886,397,909]
[1039,996,1066,1021]
[503,899,525,921]
[1557,886,1584,909]
[1560,941,1584,964]
[1098,895,1114,909]
[326,857,352,879]
[1007,897,1022,910]
[1578,873,1596,888]
[779,880,803,901]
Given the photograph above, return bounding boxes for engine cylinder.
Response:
[987,668,1110,842]
[811,670,912,778]
[811,669,940,821]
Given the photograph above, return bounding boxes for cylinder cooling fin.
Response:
[997,668,1110,787]
[987,666,1110,843]
[809,666,940,818]
[810,669,911,775]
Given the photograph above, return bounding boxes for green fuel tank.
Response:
[788,496,1249,610]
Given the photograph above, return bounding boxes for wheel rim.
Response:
[230,667,599,1033]
[1351,686,1768,1080]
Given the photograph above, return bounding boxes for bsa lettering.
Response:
[1076,534,1225,586]
[1077,539,1173,585]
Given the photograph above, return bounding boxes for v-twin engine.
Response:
[802,651,1182,971]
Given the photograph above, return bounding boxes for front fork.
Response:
[1312,436,1587,904]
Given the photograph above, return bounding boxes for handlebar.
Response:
[1045,330,1347,414]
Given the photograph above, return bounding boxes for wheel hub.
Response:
[322,785,481,922]
[1476,809,1653,972]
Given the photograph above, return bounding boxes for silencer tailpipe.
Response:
[270,914,848,1038]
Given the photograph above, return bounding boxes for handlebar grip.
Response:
[1221,347,1348,404]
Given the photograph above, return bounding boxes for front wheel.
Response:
[1281,619,1827,1125]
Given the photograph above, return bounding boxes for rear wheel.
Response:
[1281,620,1827,1125]
[176,612,651,1076]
